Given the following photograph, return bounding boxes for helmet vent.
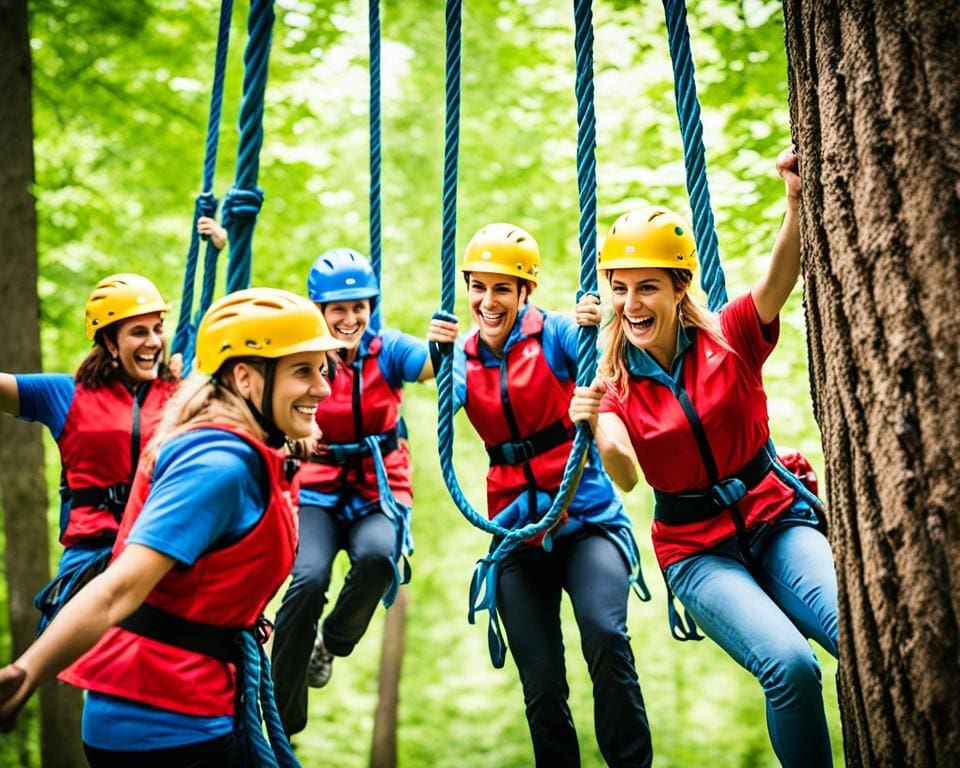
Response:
[648,210,665,222]
[345,277,357,285]
[245,339,264,350]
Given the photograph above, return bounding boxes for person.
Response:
[0,273,178,632]
[0,287,340,767]
[570,148,840,768]
[427,224,653,768]
[271,248,433,737]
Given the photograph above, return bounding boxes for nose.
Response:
[146,329,162,347]
[311,371,332,400]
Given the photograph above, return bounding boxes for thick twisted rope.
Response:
[171,0,233,367]
[661,0,727,311]
[368,0,383,331]
[223,0,275,293]
[235,630,300,767]
[433,0,601,666]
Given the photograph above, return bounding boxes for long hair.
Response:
[75,326,176,389]
[598,268,723,397]
[141,364,263,475]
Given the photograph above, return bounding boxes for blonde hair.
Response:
[598,268,723,396]
[141,367,264,475]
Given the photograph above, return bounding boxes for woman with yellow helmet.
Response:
[0,288,340,766]
[0,273,179,633]
[428,224,653,767]
[571,148,839,768]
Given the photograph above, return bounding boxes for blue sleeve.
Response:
[127,430,266,566]
[13,374,76,439]
[450,341,467,412]
[540,312,578,383]
[377,329,429,388]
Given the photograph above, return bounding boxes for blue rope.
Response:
[171,0,233,367]
[433,0,600,667]
[368,0,383,332]
[235,631,300,767]
[223,0,275,293]
[661,0,727,311]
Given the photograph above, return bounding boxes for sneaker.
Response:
[307,635,334,688]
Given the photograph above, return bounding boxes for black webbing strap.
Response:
[119,602,240,663]
[130,381,151,483]
[306,427,400,466]
[69,484,131,519]
[485,419,576,466]
[653,444,773,525]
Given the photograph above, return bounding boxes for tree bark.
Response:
[782,1,960,765]
[370,590,408,768]
[0,0,85,765]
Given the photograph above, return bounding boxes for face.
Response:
[467,272,527,356]
[321,299,371,349]
[609,268,685,367]
[239,351,332,439]
[105,312,166,382]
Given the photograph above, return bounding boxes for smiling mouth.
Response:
[625,316,654,334]
[293,404,317,417]
[134,352,160,366]
[334,325,362,339]
[480,311,506,325]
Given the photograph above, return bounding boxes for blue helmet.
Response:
[307,248,380,306]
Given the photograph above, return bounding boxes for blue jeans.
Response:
[666,522,839,768]
[271,505,396,735]
[497,528,653,767]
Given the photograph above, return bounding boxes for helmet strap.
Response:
[243,358,286,448]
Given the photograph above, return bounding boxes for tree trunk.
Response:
[370,590,408,768]
[782,1,960,765]
[0,1,85,765]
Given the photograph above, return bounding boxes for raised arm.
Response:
[421,314,460,381]
[751,147,802,325]
[0,544,175,729]
[0,373,18,416]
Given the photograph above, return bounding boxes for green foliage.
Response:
[3,0,839,765]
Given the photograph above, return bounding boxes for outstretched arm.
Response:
[751,147,802,325]
[0,544,175,730]
[0,373,18,416]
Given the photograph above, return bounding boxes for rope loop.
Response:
[221,186,265,229]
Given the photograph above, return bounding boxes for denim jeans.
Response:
[666,522,839,768]
[497,528,653,767]
[271,505,396,735]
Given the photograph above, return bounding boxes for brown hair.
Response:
[75,326,176,389]
[598,268,724,396]
[141,363,264,475]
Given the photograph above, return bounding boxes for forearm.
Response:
[595,426,639,491]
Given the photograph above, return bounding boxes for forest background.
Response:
[0,0,841,765]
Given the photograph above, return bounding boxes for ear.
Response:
[230,361,256,400]
[103,337,119,358]
[675,285,688,306]
[519,281,532,304]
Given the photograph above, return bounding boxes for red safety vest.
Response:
[296,335,412,506]
[60,424,298,717]
[604,294,796,569]
[463,307,574,536]
[58,379,177,547]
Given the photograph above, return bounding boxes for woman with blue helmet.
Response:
[270,248,435,736]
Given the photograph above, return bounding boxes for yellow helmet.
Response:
[598,206,698,273]
[460,223,541,286]
[85,273,170,341]
[195,288,341,376]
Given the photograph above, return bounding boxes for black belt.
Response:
[486,420,575,466]
[119,602,252,663]
[653,445,772,526]
[70,483,131,519]
[307,427,399,466]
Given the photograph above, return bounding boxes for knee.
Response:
[289,562,331,599]
[350,551,395,587]
[579,615,631,667]
[757,645,823,711]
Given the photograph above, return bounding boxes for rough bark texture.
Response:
[0,0,85,764]
[369,591,408,768]
[783,1,960,765]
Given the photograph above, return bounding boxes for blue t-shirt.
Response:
[14,373,76,438]
[299,327,427,511]
[82,428,266,751]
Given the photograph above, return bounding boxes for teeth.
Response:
[294,405,317,415]
[481,312,504,322]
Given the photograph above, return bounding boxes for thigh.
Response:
[760,524,839,656]
[84,734,241,768]
[562,533,630,633]
[497,548,564,662]
[291,505,343,582]
[346,511,396,561]
[666,552,815,676]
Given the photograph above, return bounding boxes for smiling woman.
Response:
[0,287,341,767]
[0,273,179,634]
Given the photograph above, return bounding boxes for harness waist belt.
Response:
[308,427,399,466]
[653,445,772,525]
[119,602,241,663]
[70,484,131,516]
[486,420,576,466]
